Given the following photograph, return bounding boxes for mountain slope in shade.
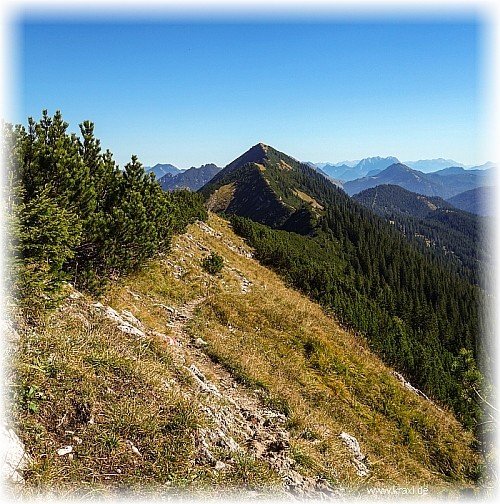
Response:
[160,163,221,191]
[352,184,454,219]
[145,163,181,179]
[447,186,496,216]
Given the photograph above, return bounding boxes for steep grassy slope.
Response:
[10,214,481,498]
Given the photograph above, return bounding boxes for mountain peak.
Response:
[224,143,269,172]
[433,166,466,176]
[377,162,414,175]
[145,163,181,179]
[200,143,338,230]
[357,156,399,166]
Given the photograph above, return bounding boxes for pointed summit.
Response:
[378,162,415,176]
[199,143,341,230]
[223,143,269,173]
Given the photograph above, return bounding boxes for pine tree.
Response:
[6,111,207,308]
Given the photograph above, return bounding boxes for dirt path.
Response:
[165,296,207,340]
[89,288,340,498]
[162,296,340,499]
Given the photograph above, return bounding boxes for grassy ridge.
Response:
[230,215,485,430]
[199,144,485,431]
[10,214,481,496]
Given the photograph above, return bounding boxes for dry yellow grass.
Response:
[106,214,480,490]
[206,183,236,212]
[11,213,482,497]
[293,189,324,210]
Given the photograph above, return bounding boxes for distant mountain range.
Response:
[468,161,496,171]
[405,159,495,172]
[403,158,465,172]
[147,156,494,190]
[159,163,221,191]
[311,157,494,180]
[344,163,442,196]
[145,163,181,179]
[146,154,495,213]
[317,157,400,182]
[343,163,494,199]
[314,160,359,169]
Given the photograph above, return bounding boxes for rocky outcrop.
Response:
[1,425,31,484]
[196,221,253,259]
[91,302,146,338]
[339,432,369,477]
[392,371,431,401]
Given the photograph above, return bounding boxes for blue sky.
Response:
[16,17,485,168]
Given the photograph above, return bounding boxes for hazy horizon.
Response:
[145,153,494,171]
[15,16,488,168]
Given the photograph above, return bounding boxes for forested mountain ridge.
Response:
[352,184,489,288]
[199,143,488,431]
[352,184,453,218]
[4,113,493,494]
[5,114,485,494]
[7,118,490,432]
